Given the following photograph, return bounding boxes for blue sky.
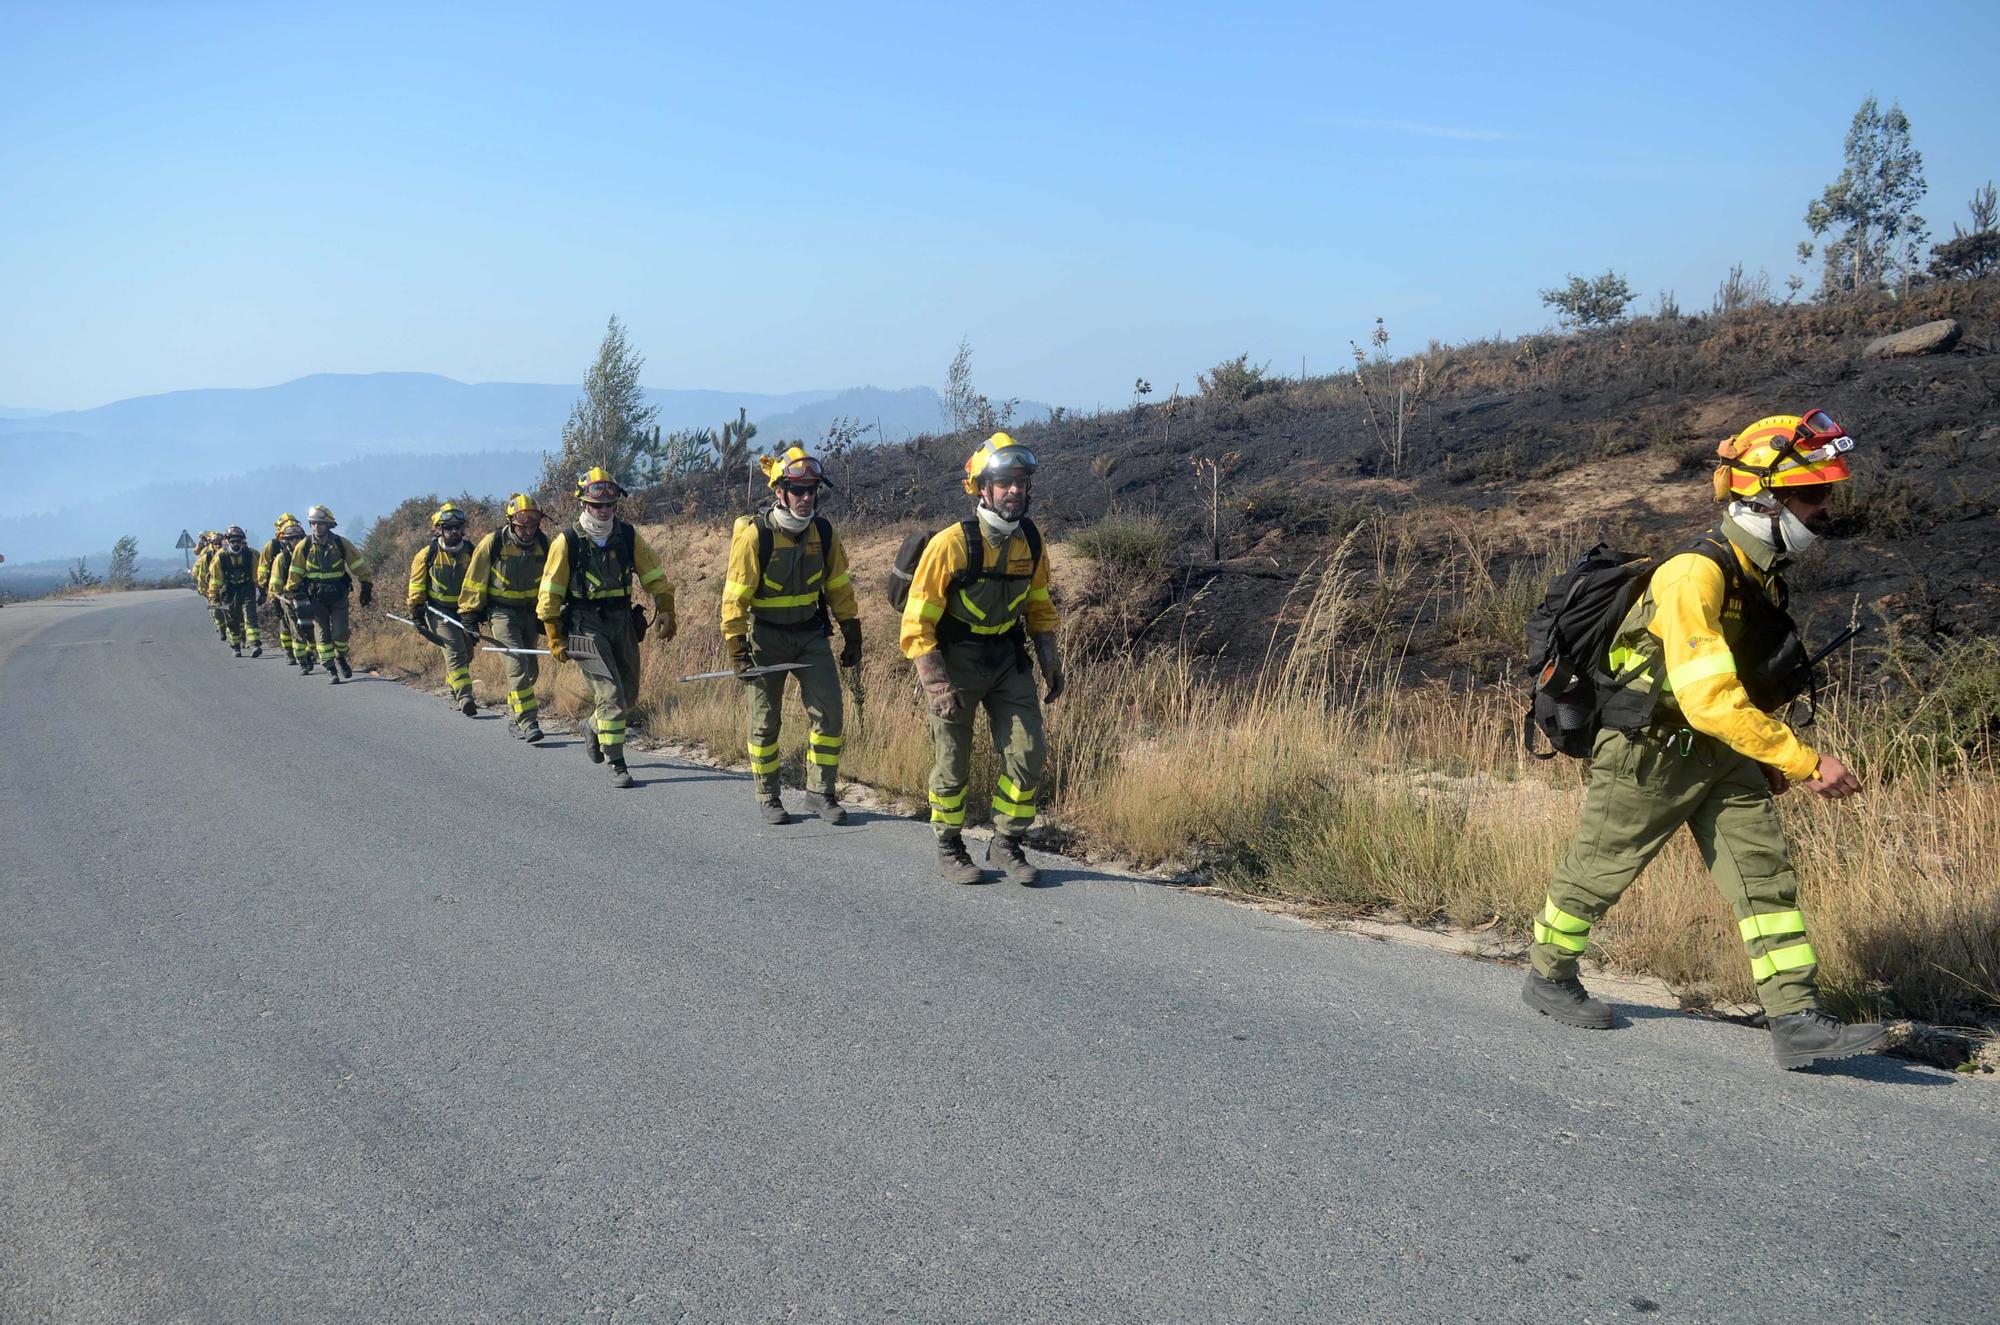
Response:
[3,0,1996,412]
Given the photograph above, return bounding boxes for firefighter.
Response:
[1524,410,1886,1070]
[460,493,552,741]
[259,514,304,663]
[264,519,313,673]
[536,468,676,788]
[192,532,228,641]
[721,447,862,824]
[282,504,373,684]
[899,433,1063,885]
[407,503,479,716]
[206,525,263,657]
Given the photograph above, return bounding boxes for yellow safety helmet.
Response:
[1713,410,1855,503]
[962,432,1038,495]
[306,504,336,527]
[504,492,542,519]
[430,502,467,529]
[759,445,830,490]
[275,511,298,530]
[574,466,625,503]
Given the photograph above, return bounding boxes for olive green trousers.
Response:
[743,620,842,799]
[425,603,475,700]
[1533,725,1821,1017]
[489,605,541,725]
[927,637,1043,842]
[571,604,642,761]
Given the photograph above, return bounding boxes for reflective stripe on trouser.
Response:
[926,636,1044,841]
[263,596,292,651]
[1535,725,1819,1016]
[491,606,540,720]
[431,614,475,698]
[744,620,842,797]
[572,604,641,759]
[221,590,260,645]
[304,595,350,664]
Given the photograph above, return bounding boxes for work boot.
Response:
[232,644,242,657]
[459,693,477,717]
[299,658,316,675]
[337,656,353,679]
[328,669,341,685]
[584,729,604,763]
[1522,971,1614,1029]
[1768,1010,1888,1071]
[521,720,544,744]
[936,832,984,886]
[759,799,789,825]
[283,650,297,666]
[803,791,847,825]
[988,833,1041,886]
[609,760,634,789]
[250,644,262,658]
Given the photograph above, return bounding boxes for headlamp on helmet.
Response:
[1712,409,1855,502]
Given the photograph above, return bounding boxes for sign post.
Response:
[175,528,195,569]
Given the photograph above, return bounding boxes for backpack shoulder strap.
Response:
[812,516,832,562]
[1020,517,1043,574]
[753,511,774,583]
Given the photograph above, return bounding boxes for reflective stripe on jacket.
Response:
[899,522,1055,660]
[460,527,549,612]
[1605,524,1817,781]
[721,514,858,637]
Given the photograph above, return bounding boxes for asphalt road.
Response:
[1,589,1994,1324]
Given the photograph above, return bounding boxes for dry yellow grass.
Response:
[351,516,1998,1024]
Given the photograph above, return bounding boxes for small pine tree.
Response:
[541,315,660,496]
[1539,271,1637,328]
[108,535,138,588]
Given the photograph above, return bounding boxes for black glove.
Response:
[837,617,862,668]
[726,635,753,675]
[460,609,485,635]
[256,588,268,607]
[358,581,374,607]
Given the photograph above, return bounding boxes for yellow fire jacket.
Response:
[535,521,674,630]
[206,547,261,598]
[720,514,858,640]
[458,527,550,614]
[1626,535,1819,782]
[899,521,1056,660]
[406,538,473,615]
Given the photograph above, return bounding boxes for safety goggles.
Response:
[579,480,621,504]
[1777,408,1853,469]
[778,455,828,485]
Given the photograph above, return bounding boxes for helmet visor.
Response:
[780,455,827,485]
[579,480,621,504]
[977,446,1038,479]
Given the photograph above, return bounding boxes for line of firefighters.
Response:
[186,414,1888,1069]
[187,435,1060,881]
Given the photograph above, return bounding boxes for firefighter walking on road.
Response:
[259,514,305,664]
[460,493,552,741]
[722,447,862,824]
[407,503,479,716]
[264,519,312,672]
[283,504,373,684]
[207,525,263,657]
[899,433,1063,885]
[192,532,227,641]
[1523,409,1886,1071]
[536,468,676,788]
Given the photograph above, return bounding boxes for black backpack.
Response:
[887,518,1043,614]
[1521,544,1655,759]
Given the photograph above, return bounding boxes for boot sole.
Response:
[523,731,544,744]
[1774,1026,1890,1071]
[1522,985,1614,1029]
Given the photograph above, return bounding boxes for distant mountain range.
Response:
[0,372,1050,562]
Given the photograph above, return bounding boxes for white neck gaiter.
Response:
[577,508,613,544]
[1727,500,1817,557]
[976,504,1020,543]
[769,504,811,535]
